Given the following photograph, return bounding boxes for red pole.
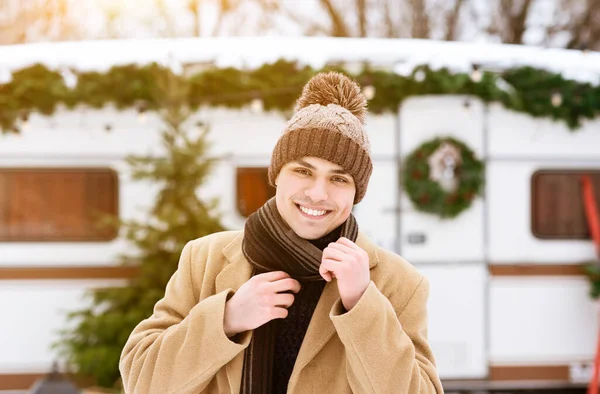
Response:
[581,175,600,256]
[581,175,600,394]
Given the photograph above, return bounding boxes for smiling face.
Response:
[274,156,356,240]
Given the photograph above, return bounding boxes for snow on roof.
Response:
[1,36,599,84]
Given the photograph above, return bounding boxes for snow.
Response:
[0,36,599,84]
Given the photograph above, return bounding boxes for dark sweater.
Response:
[271,225,343,393]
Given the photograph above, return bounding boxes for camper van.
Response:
[1,37,599,392]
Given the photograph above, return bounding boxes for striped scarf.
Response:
[240,197,358,394]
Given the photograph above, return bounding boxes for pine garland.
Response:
[402,137,485,219]
[1,60,600,133]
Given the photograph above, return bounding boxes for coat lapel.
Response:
[290,231,380,383]
[217,233,253,394]
[289,280,338,379]
[217,232,252,294]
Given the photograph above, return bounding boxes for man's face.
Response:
[275,156,356,240]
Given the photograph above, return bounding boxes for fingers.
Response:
[320,269,332,282]
[256,270,290,282]
[336,237,362,251]
[269,277,301,294]
[322,246,347,262]
[272,293,295,308]
[319,258,344,282]
[330,238,368,261]
[327,240,355,255]
[271,307,289,320]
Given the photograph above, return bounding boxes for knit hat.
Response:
[268,71,373,204]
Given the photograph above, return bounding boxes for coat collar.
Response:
[217,230,381,385]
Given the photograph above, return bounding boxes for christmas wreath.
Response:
[402,136,485,219]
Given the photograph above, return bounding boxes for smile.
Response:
[296,204,331,218]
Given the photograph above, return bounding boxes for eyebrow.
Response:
[293,159,350,176]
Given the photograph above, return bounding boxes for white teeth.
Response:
[299,205,327,216]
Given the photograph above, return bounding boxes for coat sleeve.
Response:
[329,277,443,394]
[119,240,252,394]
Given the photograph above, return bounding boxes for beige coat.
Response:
[119,230,443,394]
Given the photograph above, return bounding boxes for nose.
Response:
[304,179,328,202]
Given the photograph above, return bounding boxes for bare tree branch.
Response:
[381,0,398,37]
[511,0,533,44]
[490,0,534,44]
[211,0,240,36]
[280,4,332,36]
[539,0,600,50]
[444,0,465,41]
[0,0,81,44]
[408,0,430,39]
[187,0,200,37]
[318,0,351,36]
[357,0,367,37]
[565,0,600,49]
[154,0,177,37]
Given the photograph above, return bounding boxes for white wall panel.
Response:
[0,107,165,158]
[417,264,487,379]
[488,103,600,159]
[489,277,598,364]
[353,160,398,251]
[399,95,485,157]
[0,280,125,373]
[400,197,484,262]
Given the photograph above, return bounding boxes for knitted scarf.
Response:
[240,197,358,394]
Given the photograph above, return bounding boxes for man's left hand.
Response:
[319,237,370,311]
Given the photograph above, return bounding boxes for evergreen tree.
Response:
[54,67,225,389]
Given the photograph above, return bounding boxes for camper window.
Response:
[531,169,600,239]
[0,168,119,242]
[236,167,275,217]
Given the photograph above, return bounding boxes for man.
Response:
[119,71,443,394]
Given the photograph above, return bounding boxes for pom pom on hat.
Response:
[294,71,367,125]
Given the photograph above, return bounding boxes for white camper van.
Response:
[1,37,599,392]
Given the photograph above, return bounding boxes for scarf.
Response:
[240,197,359,394]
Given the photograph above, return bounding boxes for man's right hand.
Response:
[223,271,301,337]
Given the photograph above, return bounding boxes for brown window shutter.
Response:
[531,169,600,239]
[0,168,119,242]
[236,168,275,217]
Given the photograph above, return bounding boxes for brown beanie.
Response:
[268,71,373,204]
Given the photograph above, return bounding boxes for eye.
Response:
[332,176,348,183]
[294,168,311,176]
